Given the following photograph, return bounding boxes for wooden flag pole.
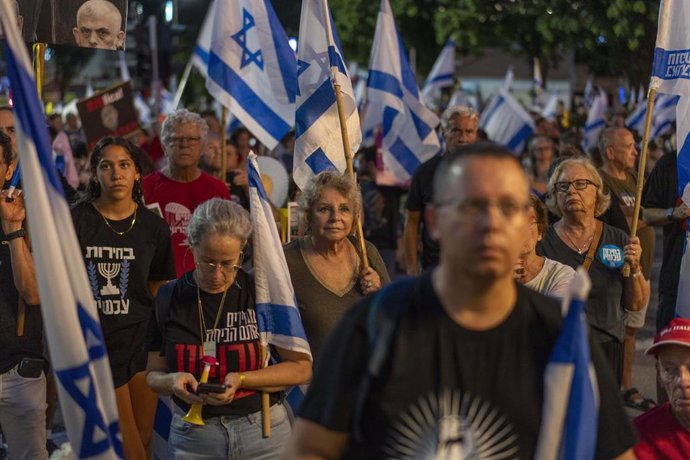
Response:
[220,107,228,182]
[334,82,369,269]
[260,342,271,438]
[622,87,657,277]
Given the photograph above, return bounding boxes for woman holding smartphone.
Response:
[71,137,176,459]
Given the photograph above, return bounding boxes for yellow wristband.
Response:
[239,373,246,388]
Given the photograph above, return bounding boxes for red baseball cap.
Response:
[646,318,690,355]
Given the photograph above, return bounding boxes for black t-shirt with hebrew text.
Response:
[299,272,636,459]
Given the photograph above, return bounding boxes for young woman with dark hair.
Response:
[71,136,176,459]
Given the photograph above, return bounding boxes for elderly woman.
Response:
[515,194,575,298]
[284,172,390,363]
[539,157,649,383]
[146,198,311,459]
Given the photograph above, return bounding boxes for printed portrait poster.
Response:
[33,0,128,50]
[77,82,139,149]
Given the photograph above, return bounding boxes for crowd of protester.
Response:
[1,90,690,459]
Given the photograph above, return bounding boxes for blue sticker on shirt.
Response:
[598,244,624,268]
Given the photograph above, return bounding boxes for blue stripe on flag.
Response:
[382,106,398,136]
[410,110,433,139]
[429,73,454,85]
[208,52,292,142]
[397,32,419,99]
[264,0,298,104]
[194,45,210,65]
[368,70,403,98]
[389,137,422,175]
[628,107,646,128]
[678,131,690,197]
[327,46,347,74]
[507,124,534,151]
[255,303,309,341]
[295,79,336,137]
[482,95,505,128]
[153,398,172,442]
[653,47,690,81]
[248,162,269,202]
[304,148,337,175]
[584,119,605,133]
[77,303,107,360]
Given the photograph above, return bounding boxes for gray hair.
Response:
[441,105,479,132]
[528,135,555,153]
[597,127,630,160]
[298,171,362,234]
[161,108,209,151]
[187,198,252,247]
[545,157,611,217]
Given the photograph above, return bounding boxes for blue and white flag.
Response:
[652,0,690,96]
[626,98,648,136]
[675,96,690,317]
[503,65,514,92]
[248,152,312,412]
[0,2,122,458]
[581,89,608,153]
[421,38,456,106]
[583,77,595,109]
[535,268,599,460]
[191,2,214,77]
[652,96,679,139]
[541,93,559,121]
[533,57,544,104]
[206,0,297,150]
[479,89,535,154]
[293,0,360,191]
[366,0,440,182]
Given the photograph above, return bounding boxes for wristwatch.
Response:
[1,228,26,245]
[667,207,675,222]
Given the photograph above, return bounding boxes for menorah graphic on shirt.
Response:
[98,263,121,296]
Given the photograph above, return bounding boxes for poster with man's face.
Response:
[26,0,129,50]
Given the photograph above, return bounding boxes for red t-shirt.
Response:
[634,402,690,459]
[143,170,230,277]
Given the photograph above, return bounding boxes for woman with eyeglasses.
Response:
[146,198,311,459]
[71,137,176,459]
[539,157,649,384]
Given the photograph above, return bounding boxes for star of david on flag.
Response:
[0,1,122,457]
[206,0,297,150]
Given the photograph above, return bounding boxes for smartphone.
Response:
[17,357,44,378]
[196,383,228,394]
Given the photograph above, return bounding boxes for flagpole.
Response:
[323,0,369,269]
[171,57,194,112]
[220,107,228,181]
[622,86,656,277]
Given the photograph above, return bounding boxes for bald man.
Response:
[72,0,124,50]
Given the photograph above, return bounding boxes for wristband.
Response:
[667,207,675,221]
[239,373,246,388]
[1,228,26,245]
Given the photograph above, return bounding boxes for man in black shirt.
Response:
[288,143,636,459]
[403,105,478,274]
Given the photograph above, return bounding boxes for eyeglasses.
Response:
[659,363,690,384]
[554,179,597,193]
[170,136,201,145]
[196,260,241,275]
[436,198,530,219]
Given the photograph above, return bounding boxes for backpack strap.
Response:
[154,280,176,336]
[353,276,415,443]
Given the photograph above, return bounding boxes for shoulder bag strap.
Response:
[582,220,604,272]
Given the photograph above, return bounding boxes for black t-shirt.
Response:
[405,155,441,268]
[643,151,685,297]
[299,273,636,459]
[147,270,280,417]
[0,227,44,373]
[539,223,628,343]
[361,179,402,251]
[72,202,176,387]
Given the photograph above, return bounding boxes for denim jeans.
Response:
[167,402,290,459]
[0,366,47,460]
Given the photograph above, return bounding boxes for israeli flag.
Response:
[581,89,608,153]
[503,65,514,92]
[676,96,690,317]
[533,57,544,104]
[479,89,535,154]
[583,78,595,109]
[0,3,122,458]
[191,2,214,77]
[206,0,297,150]
[293,0,361,191]
[651,96,679,139]
[541,93,559,121]
[626,98,648,136]
[535,268,599,460]
[652,0,690,95]
[421,38,456,106]
[366,0,440,182]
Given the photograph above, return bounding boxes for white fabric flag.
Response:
[479,89,535,154]
[293,0,360,190]
[581,89,608,153]
[206,0,297,150]
[421,38,456,105]
[191,2,214,77]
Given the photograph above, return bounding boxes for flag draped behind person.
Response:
[293,0,361,191]
[365,0,440,182]
[479,89,535,154]
[421,38,456,107]
[651,0,690,315]
[0,2,122,458]
[247,152,312,411]
[206,0,297,150]
[534,268,598,460]
[581,89,608,153]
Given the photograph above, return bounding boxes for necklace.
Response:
[196,275,229,356]
[562,227,594,254]
[95,203,137,236]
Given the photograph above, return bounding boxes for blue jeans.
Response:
[167,403,290,459]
